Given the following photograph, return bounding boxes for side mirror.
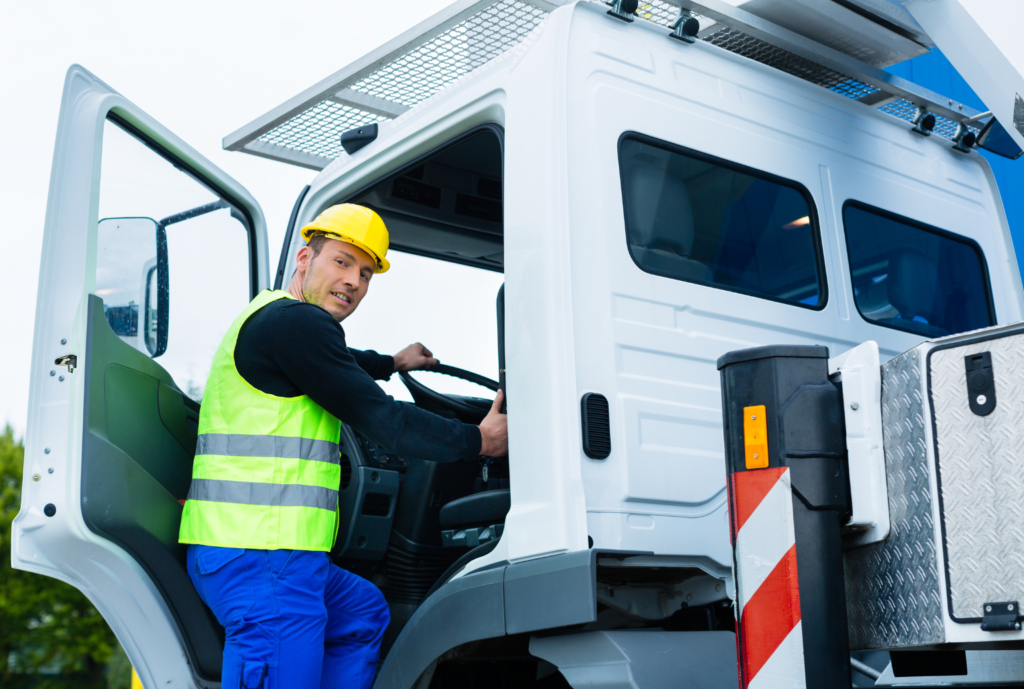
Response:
[96,217,169,357]
[977,116,1024,160]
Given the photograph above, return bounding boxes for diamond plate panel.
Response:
[845,347,945,649]
[929,329,1024,621]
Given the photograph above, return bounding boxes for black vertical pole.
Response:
[718,345,852,689]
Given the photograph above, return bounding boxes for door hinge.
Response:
[54,354,77,373]
[981,601,1021,631]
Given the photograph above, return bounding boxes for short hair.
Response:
[306,234,328,258]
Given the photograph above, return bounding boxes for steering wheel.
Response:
[399,364,499,425]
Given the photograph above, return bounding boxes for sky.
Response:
[0,0,514,435]
[5,3,1023,437]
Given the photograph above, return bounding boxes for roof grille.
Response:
[700,24,978,139]
[258,102,389,161]
[636,0,679,27]
[225,0,983,170]
[227,0,559,169]
[349,0,547,108]
[707,27,866,92]
[880,98,968,139]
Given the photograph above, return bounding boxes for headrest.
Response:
[887,249,938,321]
[626,166,696,257]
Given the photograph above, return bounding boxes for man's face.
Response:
[298,237,375,321]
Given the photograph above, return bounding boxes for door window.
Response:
[843,202,994,337]
[98,118,252,400]
[618,134,825,308]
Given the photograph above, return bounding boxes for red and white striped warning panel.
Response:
[731,467,804,689]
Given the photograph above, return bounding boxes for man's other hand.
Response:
[479,390,508,457]
[393,343,439,372]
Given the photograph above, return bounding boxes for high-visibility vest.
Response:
[178,290,341,551]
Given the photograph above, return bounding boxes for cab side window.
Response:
[97,118,252,400]
[618,134,825,308]
[843,202,994,338]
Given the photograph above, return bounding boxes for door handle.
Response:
[54,354,77,373]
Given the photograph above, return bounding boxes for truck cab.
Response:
[15,1,1022,687]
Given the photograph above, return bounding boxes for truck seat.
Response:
[877,249,949,337]
[623,164,709,282]
[439,489,511,530]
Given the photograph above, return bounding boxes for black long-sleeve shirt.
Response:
[234,296,482,462]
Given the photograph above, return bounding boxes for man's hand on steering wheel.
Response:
[395,355,507,454]
[479,390,508,457]
[393,342,440,372]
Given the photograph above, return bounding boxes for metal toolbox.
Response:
[845,323,1024,650]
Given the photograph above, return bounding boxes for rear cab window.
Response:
[843,202,995,338]
[618,133,826,308]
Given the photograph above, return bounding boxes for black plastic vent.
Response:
[392,177,442,208]
[581,393,611,459]
[340,453,353,490]
[454,192,502,222]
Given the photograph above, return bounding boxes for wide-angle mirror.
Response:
[95,216,168,356]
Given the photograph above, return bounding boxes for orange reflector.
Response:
[743,405,768,469]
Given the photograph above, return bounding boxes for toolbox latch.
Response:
[965,352,997,416]
[981,601,1021,631]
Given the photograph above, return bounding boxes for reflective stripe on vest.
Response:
[187,479,338,511]
[196,434,341,465]
[178,290,343,551]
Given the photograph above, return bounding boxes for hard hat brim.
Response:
[300,227,390,274]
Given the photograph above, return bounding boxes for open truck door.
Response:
[13,65,269,687]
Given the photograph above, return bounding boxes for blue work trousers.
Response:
[187,545,390,689]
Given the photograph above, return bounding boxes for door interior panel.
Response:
[103,365,198,500]
[82,295,222,681]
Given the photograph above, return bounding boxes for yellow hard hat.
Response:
[299,203,390,273]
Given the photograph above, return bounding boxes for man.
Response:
[179,203,507,689]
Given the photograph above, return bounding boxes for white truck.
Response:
[15,0,1024,686]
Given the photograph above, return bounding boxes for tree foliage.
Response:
[0,425,128,688]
